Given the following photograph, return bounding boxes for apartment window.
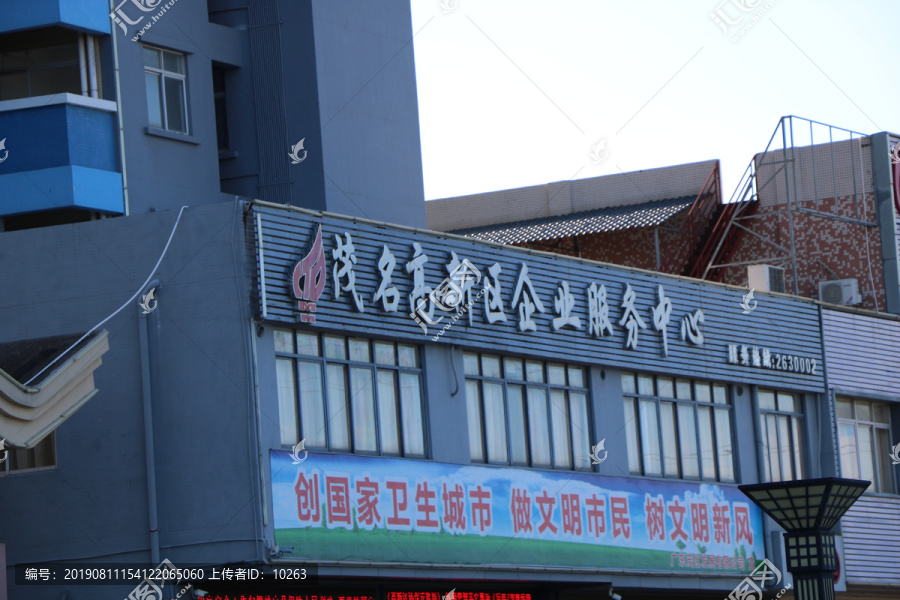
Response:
[0,35,81,101]
[464,353,590,470]
[837,397,895,494]
[143,46,188,134]
[623,373,735,482]
[1,434,56,475]
[759,390,804,482]
[274,330,426,457]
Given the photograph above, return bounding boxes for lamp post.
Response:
[738,477,870,600]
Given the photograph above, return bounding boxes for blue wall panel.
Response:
[0,104,117,174]
[0,0,111,35]
[822,308,900,399]
[0,166,123,215]
[66,106,118,171]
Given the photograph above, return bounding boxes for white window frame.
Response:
[622,372,735,482]
[142,45,189,134]
[836,396,896,494]
[274,329,427,458]
[758,389,805,483]
[463,352,591,471]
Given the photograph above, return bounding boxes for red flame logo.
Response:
[292,225,326,321]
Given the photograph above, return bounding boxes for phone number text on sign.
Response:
[726,344,818,376]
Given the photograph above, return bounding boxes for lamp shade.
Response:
[738,477,870,532]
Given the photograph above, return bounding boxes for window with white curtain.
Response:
[836,396,895,494]
[758,389,805,482]
[464,353,590,471]
[274,329,426,458]
[622,372,735,482]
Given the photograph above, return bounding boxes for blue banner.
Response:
[272,450,765,573]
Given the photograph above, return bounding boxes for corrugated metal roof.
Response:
[450,196,695,245]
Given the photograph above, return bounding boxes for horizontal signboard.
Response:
[254,203,825,392]
[271,451,766,574]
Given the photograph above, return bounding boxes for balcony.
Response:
[0,0,111,36]
[0,93,124,217]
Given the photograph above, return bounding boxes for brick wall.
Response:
[519,225,685,272]
[716,194,886,311]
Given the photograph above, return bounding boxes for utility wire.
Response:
[24,206,188,386]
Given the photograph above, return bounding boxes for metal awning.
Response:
[0,330,109,448]
[450,196,694,245]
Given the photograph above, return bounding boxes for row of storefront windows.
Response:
[273,329,897,493]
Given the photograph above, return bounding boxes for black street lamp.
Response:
[738,477,870,600]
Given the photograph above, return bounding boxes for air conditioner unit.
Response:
[819,279,861,305]
[748,265,785,293]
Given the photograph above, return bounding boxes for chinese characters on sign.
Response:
[274,452,765,573]
[288,225,707,355]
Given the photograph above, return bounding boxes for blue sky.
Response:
[410,0,900,201]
